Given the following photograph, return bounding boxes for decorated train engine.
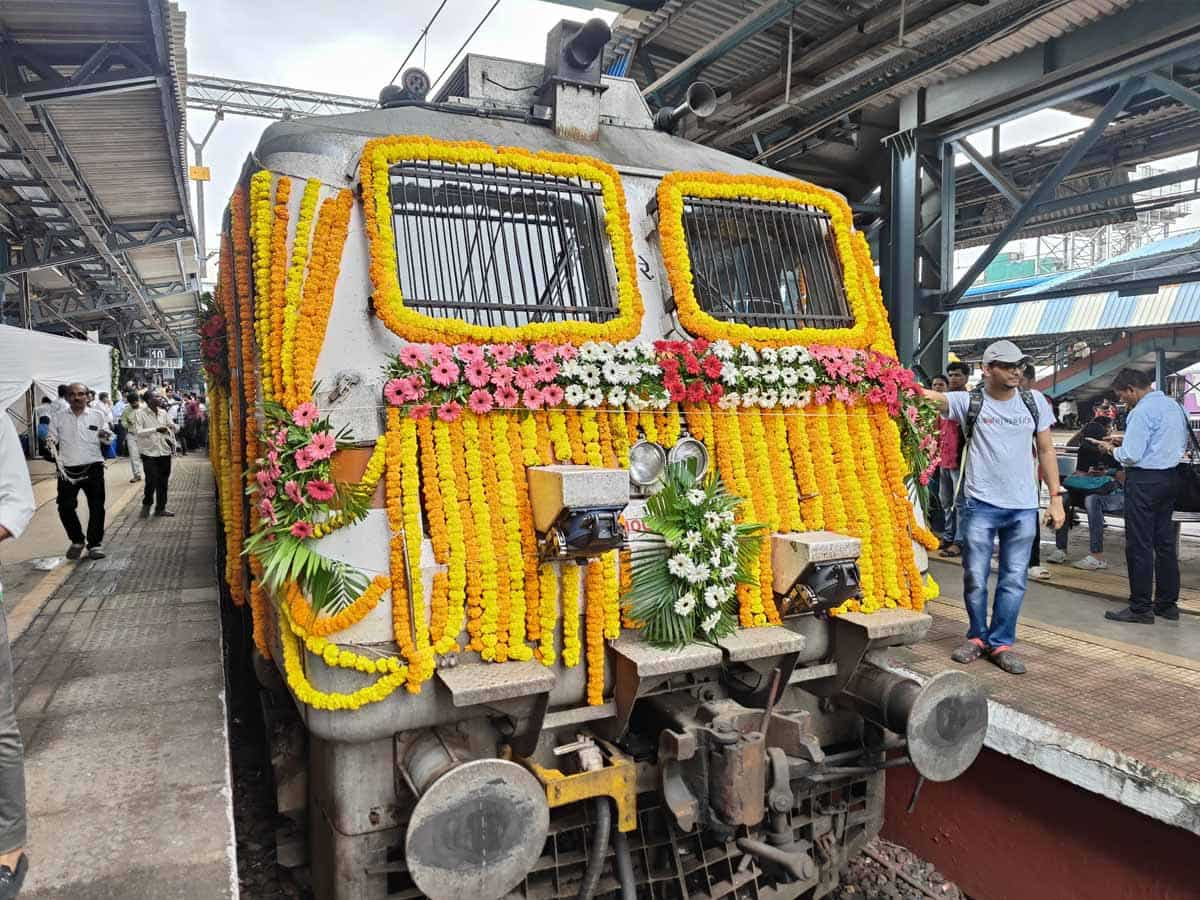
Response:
[205,19,988,900]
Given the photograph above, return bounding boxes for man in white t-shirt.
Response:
[924,340,1066,675]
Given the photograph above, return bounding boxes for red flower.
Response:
[683,353,701,376]
[306,479,336,502]
[691,338,710,355]
[408,403,433,420]
[701,355,724,379]
[706,383,724,404]
[685,381,706,403]
[437,401,462,422]
[290,521,314,539]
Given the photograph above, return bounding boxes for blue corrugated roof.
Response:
[962,273,1058,298]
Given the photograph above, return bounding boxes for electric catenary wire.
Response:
[390,0,453,85]
[432,0,504,93]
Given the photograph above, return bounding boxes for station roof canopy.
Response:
[0,0,198,357]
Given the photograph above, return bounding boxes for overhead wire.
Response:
[432,0,504,93]
[390,0,453,84]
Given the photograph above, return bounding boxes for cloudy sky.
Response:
[178,0,616,269]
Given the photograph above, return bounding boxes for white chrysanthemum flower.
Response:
[564,384,586,406]
[718,392,740,410]
[797,365,817,384]
[686,489,707,507]
[721,562,738,580]
[796,390,812,407]
[721,362,740,386]
[674,593,696,616]
[704,510,724,530]
[778,345,799,364]
[584,387,605,408]
[667,554,689,577]
[704,585,723,608]
[780,388,799,408]
[759,390,778,408]
[780,367,800,387]
[712,340,735,360]
[793,346,812,364]
[742,389,760,408]
[761,366,781,384]
[580,341,604,363]
[561,359,583,380]
[701,611,721,633]
[602,361,627,385]
[616,341,638,361]
[740,365,761,382]
[691,563,712,584]
[682,530,702,550]
[760,347,778,364]
[739,344,759,364]
[607,387,628,406]
[580,364,601,387]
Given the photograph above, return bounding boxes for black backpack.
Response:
[956,387,1041,501]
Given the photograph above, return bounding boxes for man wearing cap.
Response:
[924,340,1066,674]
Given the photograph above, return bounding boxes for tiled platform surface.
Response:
[10,458,237,899]
[876,597,1200,835]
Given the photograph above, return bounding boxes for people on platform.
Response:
[0,413,33,898]
[131,391,178,518]
[1057,396,1078,430]
[51,385,68,416]
[46,383,110,561]
[166,393,187,456]
[119,392,144,483]
[923,341,1066,675]
[34,397,52,462]
[1099,368,1189,624]
[1047,408,1123,569]
[936,361,970,559]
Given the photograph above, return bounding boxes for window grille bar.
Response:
[679,195,854,331]
[388,159,618,328]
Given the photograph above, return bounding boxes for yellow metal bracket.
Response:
[517,741,639,833]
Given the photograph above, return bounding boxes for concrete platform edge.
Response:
[216,586,242,900]
[876,658,1200,836]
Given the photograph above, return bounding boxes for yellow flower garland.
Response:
[656,171,881,350]
[477,415,512,661]
[561,562,581,667]
[286,576,391,636]
[492,414,532,661]
[292,190,354,402]
[282,179,321,409]
[398,414,435,684]
[268,175,292,400]
[249,170,274,400]
[360,136,643,345]
[463,413,500,659]
[537,564,559,666]
[431,419,467,653]
[766,410,803,532]
[585,559,605,706]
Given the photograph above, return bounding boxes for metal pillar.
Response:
[1156,348,1167,389]
[187,112,223,280]
[19,273,34,457]
[886,131,919,366]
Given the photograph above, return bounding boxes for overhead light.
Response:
[668,436,709,478]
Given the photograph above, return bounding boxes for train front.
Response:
[205,18,988,900]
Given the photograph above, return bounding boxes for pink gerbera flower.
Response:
[255,469,274,488]
[259,481,276,500]
[284,480,303,505]
[431,359,460,387]
[465,359,492,388]
[308,432,337,461]
[259,499,277,523]
[538,360,559,382]
[294,447,315,470]
[488,343,516,364]
[515,365,540,390]
[437,401,462,423]
[398,345,427,367]
[491,365,516,387]
[383,378,408,407]
[532,341,558,363]
[428,342,453,363]
[541,384,564,407]
[408,403,433,420]
[290,521,314,539]
[467,389,494,415]
[455,344,484,364]
[556,343,577,361]
[522,386,545,410]
[292,402,319,427]
[493,384,519,408]
[833,385,852,404]
[306,479,336,502]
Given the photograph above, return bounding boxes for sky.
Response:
[178,0,616,271]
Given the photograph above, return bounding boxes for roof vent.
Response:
[537,18,612,142]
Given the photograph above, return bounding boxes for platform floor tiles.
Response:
[9,457,236,899]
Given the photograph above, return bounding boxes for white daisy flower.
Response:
[701,611,721,633]
[709,552,723,570]
[564,384,586,406]
[562,359,583,380]
[580,364,602,387]
[651,394,671,410]
[607,387,628,406]
[721,562,738,579]
[793,346,812,365]
[704,511,724,530]
[796,390,812,407]
[602,361,627,385]
[778,345,799,364]
[739,344,759,364]
[674,593,696,616]
[686,489,707,507]
[627,393,649,411]
[667,555,690,577]
[580,342,604,363]
[761,366,781,384]
[780,368,800,387]
[616,341,638,361]
[723,531,738,549]
[740,365,761,383]
[721,510,735,523]
[584,387,605,408]
[760,347,778,364]
[758,389,778,408]
[682,529,703,550]
[780,388,799,407]
[718,392,741,410]
[741,388,760,408]
[796,365,817,384]
[712,340,735,360]
[704,585,723,608]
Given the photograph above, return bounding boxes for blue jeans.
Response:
[961,498,1038,649]
[938,467,962,545]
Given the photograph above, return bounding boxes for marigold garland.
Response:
[766,411,803,532]
[461,415,497,655]
[432,419,467,653]
[492,414,532,661]
[249,170,275,400]
[385,409,421,690]
[399,414,435,684]
[282,178,321,408]
[561,563,581,668]
[477,415,511,661]
[537,564,559,665]
[292,190,354,402]
[268,175,292,400]
[287,576,391,636]
[360,136,643,345]
[585,559,606,705]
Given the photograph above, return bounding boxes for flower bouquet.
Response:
[198,292,229,389]
[624,462,764,649]
[243,400,374,613]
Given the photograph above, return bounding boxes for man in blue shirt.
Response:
[1099,367,1189,623]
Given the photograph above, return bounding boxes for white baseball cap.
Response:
[981,340,1029,366]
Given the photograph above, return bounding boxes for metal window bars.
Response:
[388,160,620,328]
[680,195,855,331]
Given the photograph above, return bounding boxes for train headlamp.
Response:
[668,436,709,478]
[628,439,667,487]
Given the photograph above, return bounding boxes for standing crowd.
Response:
[926,341,1189,676]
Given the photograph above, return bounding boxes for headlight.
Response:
[668,436,709,478]
[629,439,667,487]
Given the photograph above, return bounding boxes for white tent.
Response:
[0,324,114,425]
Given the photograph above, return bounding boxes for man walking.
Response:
[0,414,33,897]
[47,383,111,561]
[119,392,144,483]
[131,392,177,518]
[1099,368,1189,623]
[924,341,1066,674]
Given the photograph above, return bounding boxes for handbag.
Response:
[1063,474,1117,495]
[1174,406,1200,512]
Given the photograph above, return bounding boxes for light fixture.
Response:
[628,439,667,487]
[668,435,709,478]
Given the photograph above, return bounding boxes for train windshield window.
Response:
[679,195,854,330]
[388,160,620,328]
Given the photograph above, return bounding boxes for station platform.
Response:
[0,456,237,899]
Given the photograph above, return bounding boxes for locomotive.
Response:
[208,18,987,900]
